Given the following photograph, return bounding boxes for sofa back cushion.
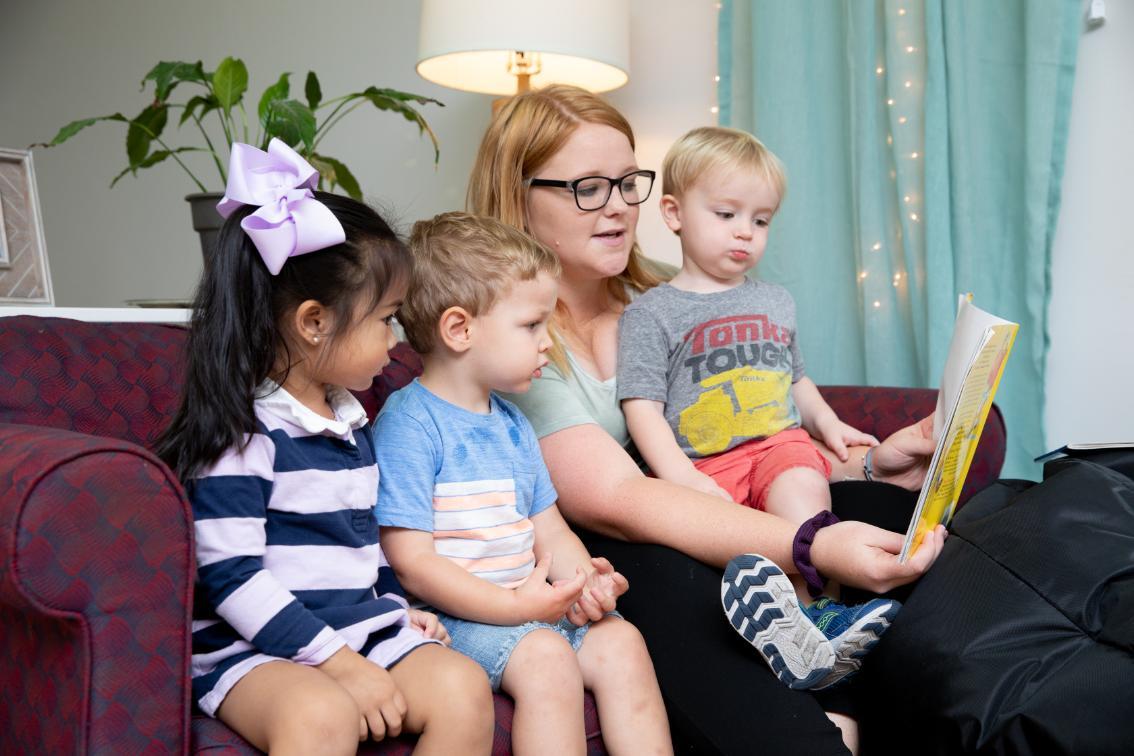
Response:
[0,317,190,447]
[0,316,423,450]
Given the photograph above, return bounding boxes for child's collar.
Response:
[255,379,368,437]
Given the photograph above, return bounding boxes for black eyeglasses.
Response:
[528,170,656,211]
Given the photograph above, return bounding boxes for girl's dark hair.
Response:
[154,192,409,483]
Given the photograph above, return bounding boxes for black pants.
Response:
[577,481,917,756]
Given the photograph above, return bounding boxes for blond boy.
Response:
[616,127,898,690]
[375,212,671,754]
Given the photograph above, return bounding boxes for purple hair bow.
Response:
[216,139,346,275]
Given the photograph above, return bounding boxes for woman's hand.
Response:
[318,646,407,741]
[407,609,450,645]
[872,415,937,491]
[565,556,630,626]
[810,519,947,594]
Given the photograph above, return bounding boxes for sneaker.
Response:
[721,554,836,689]
[802,596,901,689]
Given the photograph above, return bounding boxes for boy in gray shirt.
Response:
[617,127,899,691]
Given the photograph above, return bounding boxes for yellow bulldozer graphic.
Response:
[678,367,793,455]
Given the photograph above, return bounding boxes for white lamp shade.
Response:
[417,0,630,95]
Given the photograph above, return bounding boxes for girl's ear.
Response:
[437,306,473,353]
[295,299,332,346]
[659,194,683,235]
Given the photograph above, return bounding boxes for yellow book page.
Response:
[901,323,1018,561]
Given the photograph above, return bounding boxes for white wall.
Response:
[0,0,710,308]
[1044,3,1134,448]
[2,0,1126,446]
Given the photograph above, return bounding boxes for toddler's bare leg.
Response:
[500,629,586,756]
[763,467,835,603]
[215,660,360,756]
[388,643,494,755]
[576,616,672,756]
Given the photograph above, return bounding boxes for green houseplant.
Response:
[38,57,443,258]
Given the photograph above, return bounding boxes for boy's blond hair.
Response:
[402,211,561,354]
[662,126,787,204]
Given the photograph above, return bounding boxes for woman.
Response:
[467,84,945,755]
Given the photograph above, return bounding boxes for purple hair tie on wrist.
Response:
[792,510,841,599]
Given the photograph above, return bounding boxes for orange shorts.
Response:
[692,428,832,511]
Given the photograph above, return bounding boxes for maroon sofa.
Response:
[0,315,1005,754]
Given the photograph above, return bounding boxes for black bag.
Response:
[861,458,1134,755]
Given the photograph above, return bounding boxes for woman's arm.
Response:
[816,415,936,490]
[538,421,944,592]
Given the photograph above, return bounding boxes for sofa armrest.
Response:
[0,424,194,754]
[818,385,1006,504]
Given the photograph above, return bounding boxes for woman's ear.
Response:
[295,299,331,347]
[659,194,683,235]
[437,306,473,353]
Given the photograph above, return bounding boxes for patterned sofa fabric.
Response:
[0,315,1005,754]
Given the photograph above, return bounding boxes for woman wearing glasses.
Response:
[468,84,944,755]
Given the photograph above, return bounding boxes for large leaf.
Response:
[142,60,207,101]
[257,73,291,126]
[212,57,248,112]
[110,147,205,187]
[305,71,322,111]
[31,113,128,148]
[179,94,219,126]
[310,153,362,200]
[262,99,316,151]
[362,87,444,108]
[126,104,169,168]
[359,87,441,163]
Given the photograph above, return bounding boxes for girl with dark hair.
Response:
[155,140,493,755]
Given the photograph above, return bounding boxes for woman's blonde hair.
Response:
[466,84,664,370]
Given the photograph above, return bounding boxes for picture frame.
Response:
[0,148,54,305]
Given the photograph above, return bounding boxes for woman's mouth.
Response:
[593,230,625,247]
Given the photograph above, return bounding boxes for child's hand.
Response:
[817,417,879,462]
[566,557,630,626]
[407,608,450,645]
[677,469,734,502]
[318,646,407,741]
[514,552,586,624]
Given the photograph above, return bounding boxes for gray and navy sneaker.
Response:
[803,596,902,689]
[721,553,836,689]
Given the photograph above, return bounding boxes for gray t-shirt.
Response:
[616,279,805,459]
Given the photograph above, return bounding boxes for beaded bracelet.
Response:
[792,510,841,598]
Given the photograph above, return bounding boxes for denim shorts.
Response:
[435,612,611,690]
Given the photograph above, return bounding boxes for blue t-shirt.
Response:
[374,380,558,589]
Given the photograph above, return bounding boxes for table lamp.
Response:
[416,0,630,96]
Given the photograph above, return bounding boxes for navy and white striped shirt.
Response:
[190,382,422,713]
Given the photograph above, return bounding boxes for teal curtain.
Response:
[719,0,1080,478]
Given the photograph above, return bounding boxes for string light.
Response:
[910,212,919,221]
[887,98,895,106]
[872,242,882,251]
[898,7,906,15]
[860,271,869,279]
[906,46,916,53]
[904,80,913,88]
[873,300,882,308]
[899,116,908,124]
[876,66,884,75]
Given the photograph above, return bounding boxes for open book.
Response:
[899,295,1018,562]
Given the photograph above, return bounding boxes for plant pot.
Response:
[185,192,224,269]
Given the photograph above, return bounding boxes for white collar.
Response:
[255,380,369,438]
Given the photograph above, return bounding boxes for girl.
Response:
[156,139,493,755]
